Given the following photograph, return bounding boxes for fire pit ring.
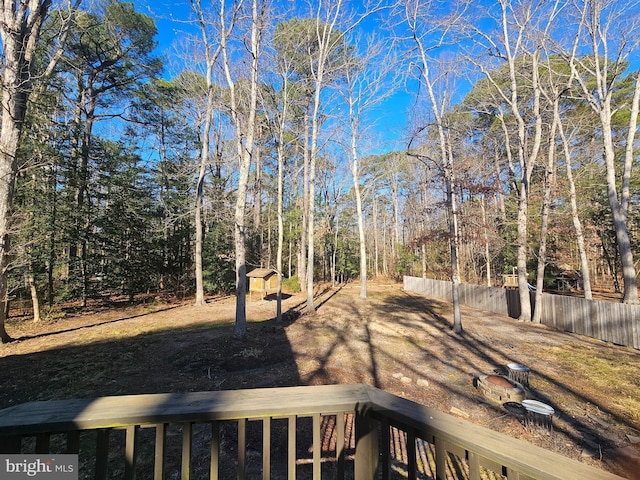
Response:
[474,374,525,404]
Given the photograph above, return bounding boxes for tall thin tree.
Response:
[189,0,229,306]
[303,0,383,311]
[337,33,396,299]
[565,0,640,304]
[218,0,266,337]
[0,0,63,341]
[469,0,548,321]
[402,0,466,332]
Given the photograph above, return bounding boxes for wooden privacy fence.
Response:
[404,276,640,350]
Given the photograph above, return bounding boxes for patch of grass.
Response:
[546,344,640,426]
[44,309,67,321]
[282,275,300,293]
[236,347,263,358]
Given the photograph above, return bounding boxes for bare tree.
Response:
[532,86,557,323]
[221,0,266,336]
[557,117,593,300]
[337,32,396,299]
[292,5,340,308]
[401,0,466,332]
[538,50,593,301]
[0,0,69,342]
[564,0,640,304]
[188,0,230,306]
[468,0,552,321]
[188,0,265,335]
[267,11,298,322]
[304,2,344,312]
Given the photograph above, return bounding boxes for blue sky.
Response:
[133,0,640,158]
[134,0,416,155]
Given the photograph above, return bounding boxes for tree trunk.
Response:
[351,146,367,299]
[192,3,219,307]
[193,92,212,307]
[73,88,97,309]
[373,186,380,278]
[512,54,543,323]
[382,221,388,276]
[194,155,206,305]
[516,186,531,321]
[533,111,558,324]
[332,219,338,287]
[225,0,263,337]
[47,164,58,306]
[299,117,309,293]
[275,73,291,323]
[254,145,262,261]
[494,150,507,223]
[480,196,492,287]
[0,161,15,342]
[276,147,284,323]
[448,176,462,333]
[233,182,251,332]
[557,114,592,300]
[601,110,639,303]
[288,223,293,279]
[390,171,400,262]
[0,0,52,342]
[306,153,316,311]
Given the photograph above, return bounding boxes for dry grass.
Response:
[1,282,639,478]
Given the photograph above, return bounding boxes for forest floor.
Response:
[1,281,640,479]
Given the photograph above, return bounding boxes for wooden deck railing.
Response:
[0,384,625,479]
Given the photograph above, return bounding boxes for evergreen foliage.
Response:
[4,0,640,320]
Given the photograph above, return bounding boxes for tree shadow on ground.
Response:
[288,285,638,477]
[0,286,351,478]
[377,289,639,476]
[1,283,637,477]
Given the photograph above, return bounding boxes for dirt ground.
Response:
[1,282,639,479]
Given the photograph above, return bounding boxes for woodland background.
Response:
[1,0,639,336]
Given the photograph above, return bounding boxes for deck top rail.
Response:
[0,384,625,480]
[0,384,371,434]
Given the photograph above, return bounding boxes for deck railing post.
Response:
[354,408,379,480]
[95,429,110,480]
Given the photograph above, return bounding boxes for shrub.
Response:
[282,275,301,293]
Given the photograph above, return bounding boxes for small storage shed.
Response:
[247,268,278,299]
[502,273,518,288]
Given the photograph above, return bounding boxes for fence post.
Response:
[354,408,379,479]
